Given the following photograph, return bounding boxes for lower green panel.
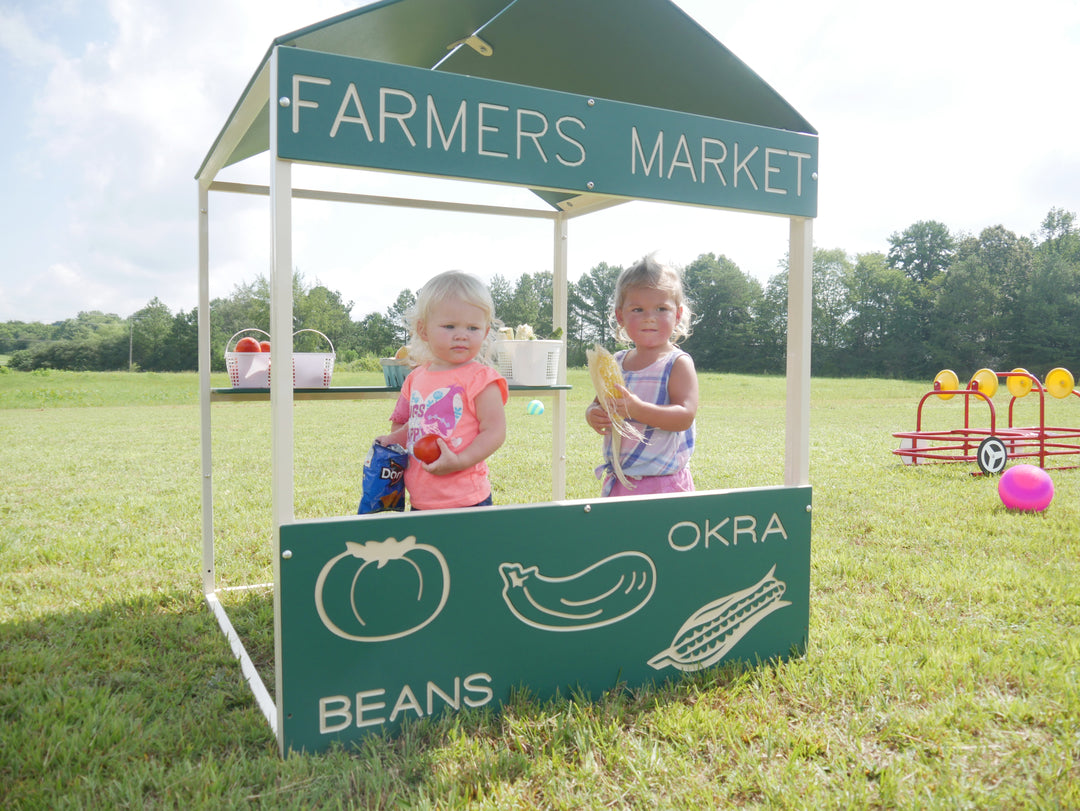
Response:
[278,486,811,753]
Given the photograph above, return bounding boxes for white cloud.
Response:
[0,7,65,68]
[1,0,363,321]
[1,0,1078,323]
[706,0,1080,237]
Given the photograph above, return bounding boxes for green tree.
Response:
[840,252,925,378]
[295,284,354,355]
[750,272,788,375]
[11,207,1079,380]
[808,248,853,376]
[1035,207,1078,258]
[928,250,992,373]
[887,220,955,283]
[681,253,762,372]
[129,298,174,371]
[386,290,415,348]
[54,311,125,342]
[494,271,555,336]
[209,277,272,370]
[208,271,351,369]
[977,225,1035,365]
[354,312,399,358]
[18,312,127,370]
[569,262,621,361]
[489,274,514,325]
[0,321,54,353]
[930,226,1033,372]
[159,307,199,371]
[9,319,128,370]
[1017,208,1080,371]
[526,271,555,338]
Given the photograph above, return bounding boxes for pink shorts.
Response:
[605,467,694,498]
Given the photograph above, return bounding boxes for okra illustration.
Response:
[499,551,656,632]
[647,565,790,672]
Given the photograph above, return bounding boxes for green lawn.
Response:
[1,369,1077,808]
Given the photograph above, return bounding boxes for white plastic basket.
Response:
[494,340,562,386]
[292,329,335,388]
[224,329,271,388]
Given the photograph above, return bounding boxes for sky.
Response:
[1,0,1078,324]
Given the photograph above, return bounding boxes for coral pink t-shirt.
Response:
[394,361,508,510]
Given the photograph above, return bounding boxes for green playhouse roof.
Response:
[198,0,815,208]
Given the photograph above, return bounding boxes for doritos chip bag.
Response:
[358,442,408,514]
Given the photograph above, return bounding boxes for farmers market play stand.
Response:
[196,0,818,755]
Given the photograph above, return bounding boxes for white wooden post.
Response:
[785,216,813,487]
[268,171,295,526]
[551,213,569,500]
[198,184,215,595]
[268,46,295,529]
[268,46,294,752]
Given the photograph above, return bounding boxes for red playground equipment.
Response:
[893,367,1080,474]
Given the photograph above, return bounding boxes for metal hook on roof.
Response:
[446,34,493,56]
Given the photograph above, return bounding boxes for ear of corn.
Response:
[647,565,792,672]
[588,344,623,400]
[587,345,647,490]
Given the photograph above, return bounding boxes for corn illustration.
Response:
[587,344,647,490]
[647,566,791,672]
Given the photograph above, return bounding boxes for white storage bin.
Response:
[494,340,561,386]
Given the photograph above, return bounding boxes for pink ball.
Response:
[997,464,1054,512]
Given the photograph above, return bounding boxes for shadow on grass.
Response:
[1,587,790,807]
[316,657,790,804]
[0,591,277,806]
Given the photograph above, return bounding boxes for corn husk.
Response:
[587,344,647,490]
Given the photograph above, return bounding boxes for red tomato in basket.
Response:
[235,336,262,353]
[259,341,271,353]
[413,434,442,464]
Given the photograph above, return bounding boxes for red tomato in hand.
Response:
[259,340,271,353]
[235,336,261,353]
[413,434,442,464]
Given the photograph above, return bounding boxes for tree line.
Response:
[3,208,1078,380]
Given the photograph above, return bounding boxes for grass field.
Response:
[1,368,1077,808]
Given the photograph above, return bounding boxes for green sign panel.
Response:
[278,486,811,753]
[275,47,818,217]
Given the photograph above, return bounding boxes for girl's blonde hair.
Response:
[611,254,693,345]
[405,270,503,366]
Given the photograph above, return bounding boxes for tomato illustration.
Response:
[413,434,442,464]
[314,536,450,642]
[235,336,261,352]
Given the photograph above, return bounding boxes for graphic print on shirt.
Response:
[410,384,465,449]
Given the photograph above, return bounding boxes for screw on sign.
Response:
[977,436,1008,475]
